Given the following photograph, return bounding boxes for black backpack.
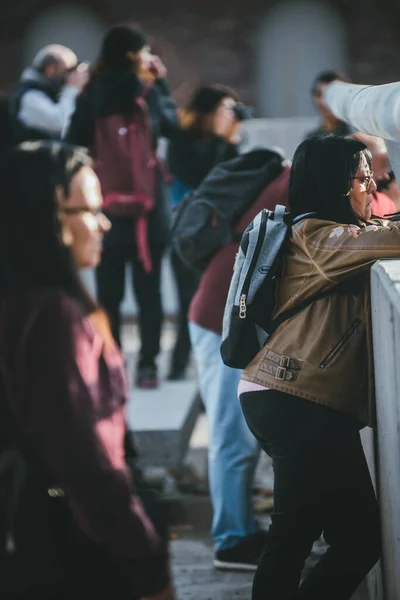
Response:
[171,148,286,271]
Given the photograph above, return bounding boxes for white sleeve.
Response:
[18,86,80,137]
[324,80,400,142]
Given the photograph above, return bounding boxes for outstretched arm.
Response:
[325,80,400,142]
[325,80,400,182]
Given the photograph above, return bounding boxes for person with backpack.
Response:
[0,141,174,600]
[166,84,246,380]
[184,148,290,571]
[66,24,179,389]
[8,44,88,144]
[233,135,400,600]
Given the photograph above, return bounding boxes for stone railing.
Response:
[366,260,400,600]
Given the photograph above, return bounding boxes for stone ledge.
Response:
[127,383,202,468]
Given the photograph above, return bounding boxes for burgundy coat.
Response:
[0,288,169,598]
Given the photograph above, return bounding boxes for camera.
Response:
[232,102,253,121]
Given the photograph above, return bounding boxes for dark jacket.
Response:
[189,167,290,334]
[9,68,68,143]
[167,129,238,189]
[66,69,180,246]
[0,289,170,598]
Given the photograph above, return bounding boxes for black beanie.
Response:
[188,85,237,115]
[100,24,147,66]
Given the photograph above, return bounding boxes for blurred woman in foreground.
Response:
[0,141,174,600]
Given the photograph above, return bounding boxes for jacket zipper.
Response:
[319,319,361,369]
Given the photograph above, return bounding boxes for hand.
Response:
[67,63,90,90]
[149,55,167,80]
[141,586,175,600]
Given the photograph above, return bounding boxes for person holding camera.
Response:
[167,85,249,380]
[66,24,179,389]
[9,44,89,143]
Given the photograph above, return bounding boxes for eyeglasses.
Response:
[352,172,375,191]
[59,207,103,217]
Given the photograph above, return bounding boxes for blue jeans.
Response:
[189,322,260,551]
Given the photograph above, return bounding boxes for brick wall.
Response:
[1,0,400,106]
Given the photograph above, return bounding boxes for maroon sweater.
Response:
[189,166,290,334]
[0,289,169,597]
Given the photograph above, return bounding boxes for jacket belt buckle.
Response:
[276,366,287,380]
[280,355,290,368]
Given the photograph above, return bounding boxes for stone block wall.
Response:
[1,0,400,108]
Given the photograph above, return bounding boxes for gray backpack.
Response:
[220,206,315,369]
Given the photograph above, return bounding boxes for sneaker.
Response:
[214,531,268,572]
[136,365,159,389]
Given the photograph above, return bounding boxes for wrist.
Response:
[62,85,80,95]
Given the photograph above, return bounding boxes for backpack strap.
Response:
[130,87,157,274]
[291,212,318,224]
[274,204,286,222]
[233,211,317,244]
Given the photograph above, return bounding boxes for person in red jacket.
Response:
[376,170,400,212]
[371,189,396,218]
[188,163,290,571]
[0,141,174,600]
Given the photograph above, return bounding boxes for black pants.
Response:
[96,242,165,366]
[169,250,200,373]
[240,390,381,600]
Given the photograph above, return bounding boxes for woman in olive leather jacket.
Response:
[239,135,400,600]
